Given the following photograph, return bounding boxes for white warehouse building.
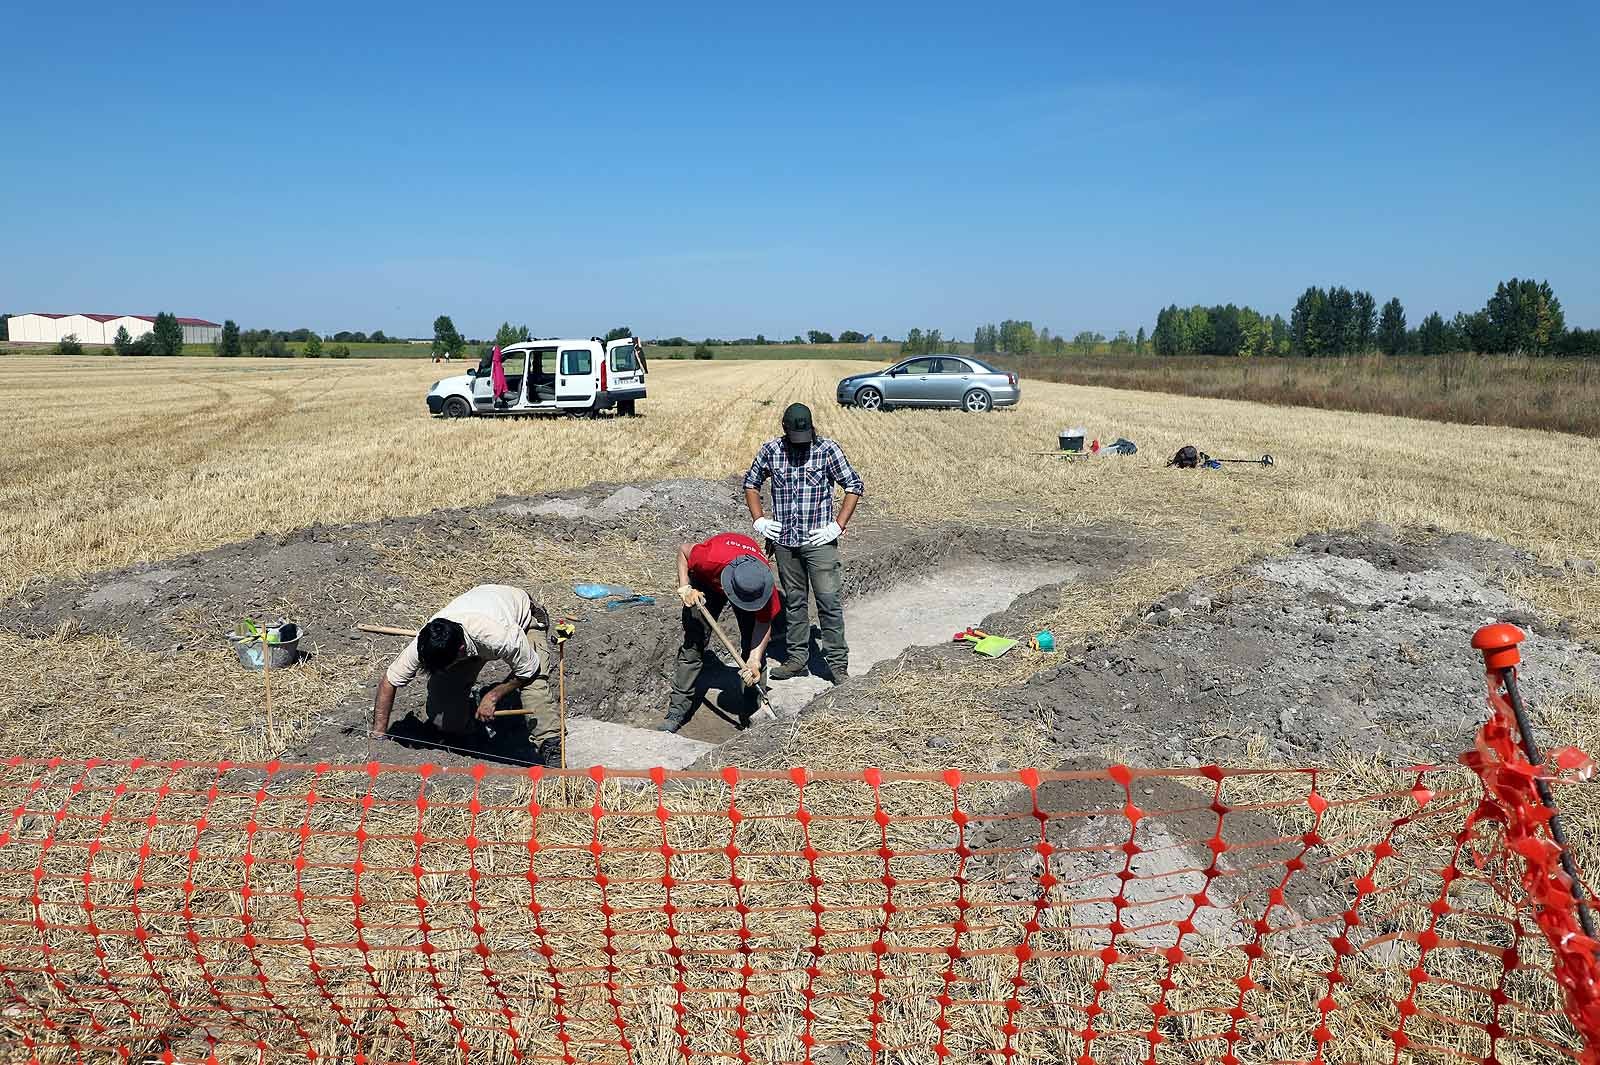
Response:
[6,313,222,346]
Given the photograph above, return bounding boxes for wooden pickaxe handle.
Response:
[692,599,773,710]
[694,599,746,670]
[358,624,418,637]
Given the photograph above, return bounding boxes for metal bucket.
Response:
[1059,426,1086,453]
[230,621,302,670]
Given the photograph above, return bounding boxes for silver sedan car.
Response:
[836,354,1021,412]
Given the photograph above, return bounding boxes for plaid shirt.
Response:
[743,437,864,547]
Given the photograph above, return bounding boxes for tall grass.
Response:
[992,352,1600,438]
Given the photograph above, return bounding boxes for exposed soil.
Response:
[9,471,1592,781]
[1,477,1152,770]
[721,522,1599,770]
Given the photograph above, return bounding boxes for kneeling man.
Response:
[664,533,780,733]
[372,584,558,764]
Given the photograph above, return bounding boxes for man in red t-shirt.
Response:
[663,532,782,733]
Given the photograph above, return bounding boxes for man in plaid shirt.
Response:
[743,403,865,683]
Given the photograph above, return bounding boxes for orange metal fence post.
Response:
[1472,622,1597,939]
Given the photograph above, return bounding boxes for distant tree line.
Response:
[655,335,770,347]
[968,321,1139,357]
[653,332,878,347]
[900,328,945,355]
[1152,278,1596,358]
[1153,304,1292,358]
[1394,279,1597,357]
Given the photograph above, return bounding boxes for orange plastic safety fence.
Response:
[0,750,1591,1065]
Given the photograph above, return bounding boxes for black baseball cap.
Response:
[782,402,814,444]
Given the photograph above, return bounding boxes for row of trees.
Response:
[968,321,1146,357]
[1152,305,1292,358]
[651,332,874,347]
[1372,281,1597,357]
[106,313,188,355]
[1154,278,1594,358]
[899,328,946,355]
[1286,287,1377,356]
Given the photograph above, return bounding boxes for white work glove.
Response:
[805,521,842,547]
[678,584,706,609]
[753,517,783,540]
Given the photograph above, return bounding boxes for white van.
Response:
[426,336,647,418]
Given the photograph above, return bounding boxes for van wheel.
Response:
[856,387,884,411]
[618,398,637,417]
[443,396,472,419]
[962,389,993,413]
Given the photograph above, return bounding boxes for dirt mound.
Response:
[722,524,1598,770]
[1005,524,1594,766]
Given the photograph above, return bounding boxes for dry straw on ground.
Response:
[2,356,1599,1062]
[0,759,1581,1065]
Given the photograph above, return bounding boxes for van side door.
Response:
[526,346,558,405]
[471,352,496,411]
[556,344,599,409]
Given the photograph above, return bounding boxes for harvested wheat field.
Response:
[2,354,1599,1064]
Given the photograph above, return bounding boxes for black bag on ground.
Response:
[1167,445,1200,469]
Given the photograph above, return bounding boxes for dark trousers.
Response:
[772,541,846,673]
[668,596,763,724]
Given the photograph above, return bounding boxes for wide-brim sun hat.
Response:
[721,555,774,612]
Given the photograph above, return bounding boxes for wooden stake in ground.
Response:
[558,637,567,769]
[259,622,275,734]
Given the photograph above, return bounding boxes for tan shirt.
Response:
[385,584,541,687]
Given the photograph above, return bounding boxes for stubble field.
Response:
[4,352,1599,768]
[4,355,1600,1064]
[2,355,1597,614]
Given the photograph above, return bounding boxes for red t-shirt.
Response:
[687,533,781,622]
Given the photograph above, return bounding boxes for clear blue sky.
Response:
[6,2,1597,339]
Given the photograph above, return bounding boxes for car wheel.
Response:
[962,389,993,413]
[856,386,884,411]
[443,396,472,419]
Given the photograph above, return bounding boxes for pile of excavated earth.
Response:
[9,477,1598,782]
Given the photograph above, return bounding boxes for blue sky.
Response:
[5,2,1597,339]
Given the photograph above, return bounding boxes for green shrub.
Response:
[56,333,83,356]
[331,344,351,359]
[693,341,714,360]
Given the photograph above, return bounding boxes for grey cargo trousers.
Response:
[771,541,846,675]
